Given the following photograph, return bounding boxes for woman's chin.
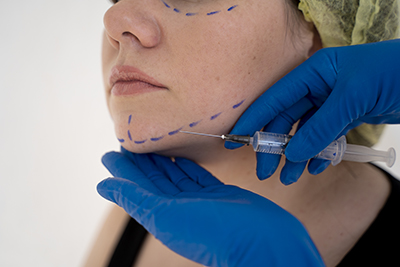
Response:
[111,110,238,158]
[118,132,224,160]
[117,133,187,155]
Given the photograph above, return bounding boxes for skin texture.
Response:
[102,0,315,159]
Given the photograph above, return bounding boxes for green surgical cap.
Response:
[298,0,400,146]
[299,0,400,47]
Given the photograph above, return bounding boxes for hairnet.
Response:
[297,0,400,146]
[298,0,400,47]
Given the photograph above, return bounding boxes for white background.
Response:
[1,1,400,266]
[0,1,118,266]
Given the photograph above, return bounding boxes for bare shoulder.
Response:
[82,205,130,267]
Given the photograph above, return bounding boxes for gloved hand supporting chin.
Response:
[97,149,325,267]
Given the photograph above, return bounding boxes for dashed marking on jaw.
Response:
[118,99,246,144]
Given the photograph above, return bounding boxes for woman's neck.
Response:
[195,144,258,185]
[190,141,311,203]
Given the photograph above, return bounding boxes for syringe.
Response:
[180,130,396,167]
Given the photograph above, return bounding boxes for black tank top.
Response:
[108,166,400,267]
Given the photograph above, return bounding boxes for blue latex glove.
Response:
[226,39,400,185]
[97,149,325,267]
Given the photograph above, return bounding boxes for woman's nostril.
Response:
[123,31,140,43]
[122,31,134,37]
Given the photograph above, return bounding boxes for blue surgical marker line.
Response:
[128,130,132,141]
[169,127,184,136]
[207,11,221,16]
[233,99,245,109]
[161,0,170,8]
[227,5,238,11]
[210,112,222,120]
[190,120,202,128]
[160,0,238,17]
[122,99,246,144]
[151,136,165,142]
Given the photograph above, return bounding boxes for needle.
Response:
[180,130,227,139]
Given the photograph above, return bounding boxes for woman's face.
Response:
[102,0,314,157]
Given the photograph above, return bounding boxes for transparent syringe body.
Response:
[249,131,395,167]
[250,132,291,155]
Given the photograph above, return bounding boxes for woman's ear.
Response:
[308,26,323,57]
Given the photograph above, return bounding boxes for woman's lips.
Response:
[112,80,166,96]
[109,66,167,96]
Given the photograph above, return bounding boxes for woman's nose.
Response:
[103,2,161,50]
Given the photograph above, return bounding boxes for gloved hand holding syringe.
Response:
[181,131,396,167]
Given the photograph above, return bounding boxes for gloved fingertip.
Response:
[280,162,305,186]
[101,151,122,164]
[256,153,281,181]
[102,151,115,160]
[96,177,112,189]
[308,159,331,175]
[96,178,118,202]
[280,176,297,186]
[257,173,272,181]
[256,166,276,181]
[224,141,244,150]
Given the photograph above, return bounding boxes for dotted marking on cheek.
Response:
[161,0,171,8]
[134,140,147,144]
[227,5,238,11]
[160,0,238,17]
[118,138,125,143]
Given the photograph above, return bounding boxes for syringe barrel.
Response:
[251,131,291,154]
[252,132,346,163]
[251,131,396,167]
